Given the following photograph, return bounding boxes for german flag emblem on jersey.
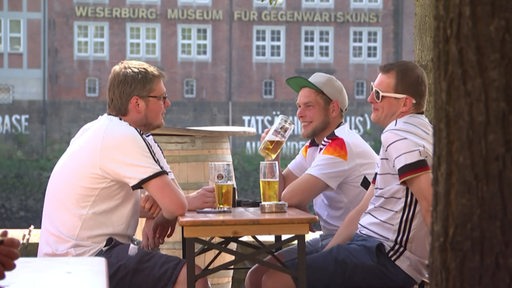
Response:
[321,136,348,161]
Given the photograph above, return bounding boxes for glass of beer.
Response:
[259,161,279,203]
[209,162,235,209]
[258,115,295,160]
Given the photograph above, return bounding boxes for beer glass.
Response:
[209,162,235,209]
[258,115,295,160]
[259,161,279,203]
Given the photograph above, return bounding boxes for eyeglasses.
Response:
[370,82,416,103]
[141,92,168,104]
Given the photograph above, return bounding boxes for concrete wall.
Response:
[0,100,380,158]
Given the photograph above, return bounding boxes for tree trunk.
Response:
[430,1,512,287]
[414,0,435,118]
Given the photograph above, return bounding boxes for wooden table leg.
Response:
[296,235,306,288]
[185,237,196,288]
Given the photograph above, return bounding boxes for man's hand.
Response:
[141,216,176,250]
[0,230,21,280]
[186,186,216,211]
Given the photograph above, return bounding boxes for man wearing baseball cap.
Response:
[245,73,378,288]
[286,72,349,112]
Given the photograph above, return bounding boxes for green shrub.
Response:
[0,157,57,228]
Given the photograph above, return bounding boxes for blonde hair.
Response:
[107,60,166,116]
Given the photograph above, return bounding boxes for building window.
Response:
[127,23,160,60]
[178,0,211,6]
[301,26,333,63]
[303,0,333,9]
[262,80,275,99]
[74,0,108,3]
[127,0,159,4]
[184,78,196,98]
[354,80,367,100]
[178,24,211,62]
[0,84,14,104]
[74,22,108,59]
[351,0,381,9]
[0,19,3,52]
[254,0,285,7]
[85,77,99,97]
[253,26,285,63]
[350,27,381,63]
[7,19,23,53]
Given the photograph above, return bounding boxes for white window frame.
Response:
[7,19,23,53]
[354,80,367,100]
[127,0,159,4]
[74,22,108,59]
[178,24,211,62]
[178,0,211,6]
[253,0,285,8]
[253,26,285,63]
[262,80,275,99]
[351,0,382,9]
[74,0,108,3]
[0,19,3,53]
[127,23,160,60]
[86,77,99,97]
[349,27,381,63]
[302,0,333,9]
[183,78,196,98]
[301,26,333,63]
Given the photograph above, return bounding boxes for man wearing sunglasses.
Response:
[262,61,433,288]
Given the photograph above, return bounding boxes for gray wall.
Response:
[0,100,381,158]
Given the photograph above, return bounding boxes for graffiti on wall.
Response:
[0,114,30,134]
[241,111,372,156]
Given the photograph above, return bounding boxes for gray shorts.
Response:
[277,232,333,262]
[286,234,416,288]
[96,237,186,288]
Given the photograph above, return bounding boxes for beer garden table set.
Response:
[178,115,316,288]
[179,207,317,288]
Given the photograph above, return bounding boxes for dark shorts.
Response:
[277,232,333,262]
[96,237,186,288]
[286,234,416,288]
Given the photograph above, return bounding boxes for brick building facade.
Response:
[0,0,415,157]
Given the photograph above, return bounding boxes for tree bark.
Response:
[414,0,435,118]
[430,1,512,287]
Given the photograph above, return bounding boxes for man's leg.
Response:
[173,264,210,288]
[245,234,330,288]
[261,268,296,288]
[270,235,416,288]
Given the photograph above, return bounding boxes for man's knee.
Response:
[174,264,210,288]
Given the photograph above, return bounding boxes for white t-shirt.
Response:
[38,114,175,257]
[358,114,433,282]
[287,123,378,235]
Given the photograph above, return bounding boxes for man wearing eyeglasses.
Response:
[261,61,433,288]
[38,60,214,288]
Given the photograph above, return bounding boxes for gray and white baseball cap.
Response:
[286,72,348,111]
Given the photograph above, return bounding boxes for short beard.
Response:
[301,116,330,140]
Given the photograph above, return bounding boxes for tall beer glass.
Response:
[209,162,235,209]
[258,115,294,160]
[259,161,279,203]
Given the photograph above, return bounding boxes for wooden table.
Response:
[178,207,318,288]
[0,257,108,288]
